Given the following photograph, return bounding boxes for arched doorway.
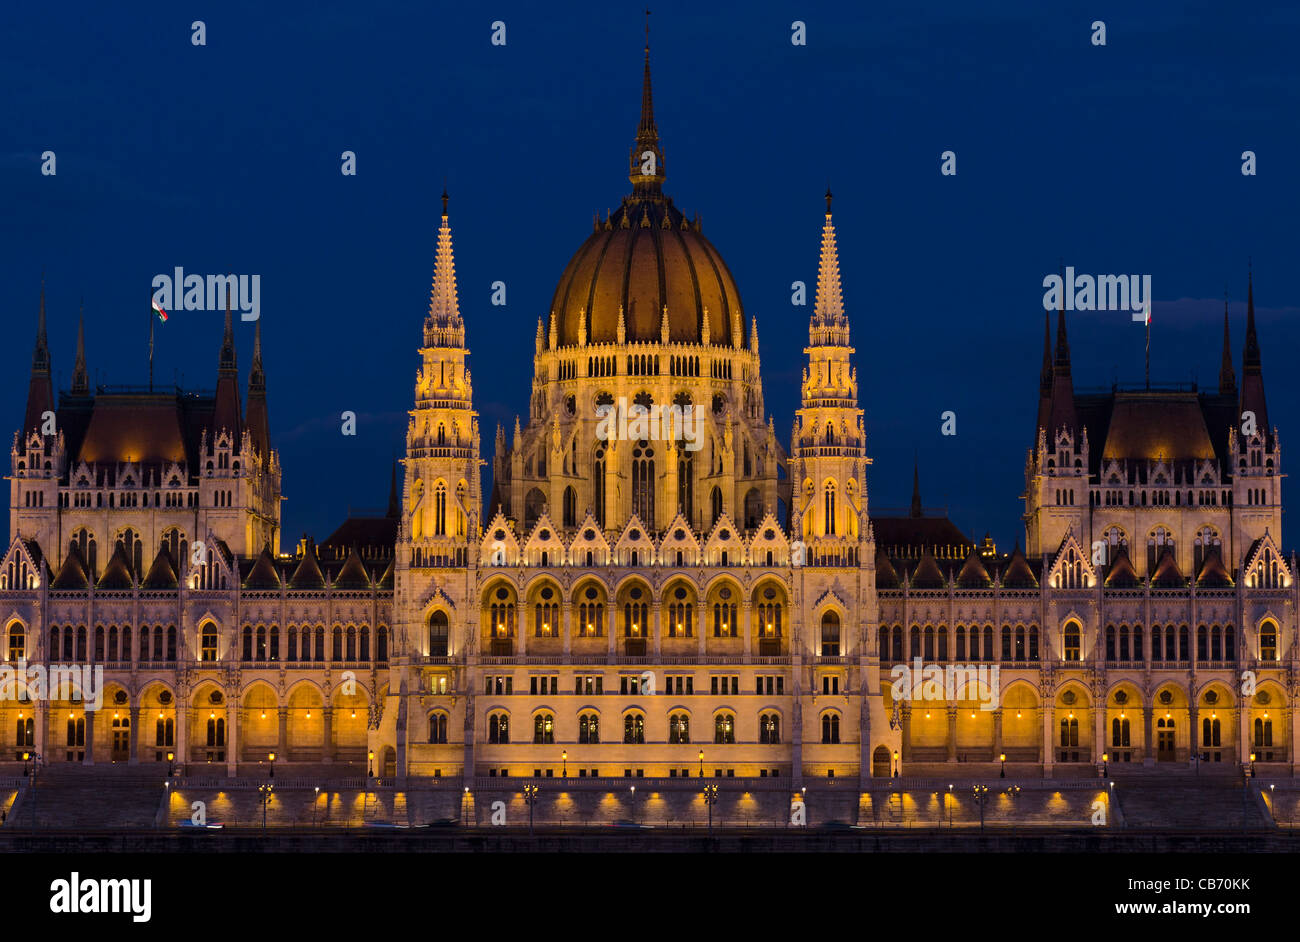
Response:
[872,745,891,778]
[1156,716,1176,761]
[382,745,397,778]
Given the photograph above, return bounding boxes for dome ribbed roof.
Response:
[551,199,744,347]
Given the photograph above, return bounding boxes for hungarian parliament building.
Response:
[2,45,1292,785]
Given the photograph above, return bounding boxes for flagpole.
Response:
[149,287,155,391]
[1144,300,1150,390]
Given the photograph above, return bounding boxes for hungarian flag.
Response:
[152,297,168,323]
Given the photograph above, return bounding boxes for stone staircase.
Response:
[1111,779,1272,830]
[11,764,166,830]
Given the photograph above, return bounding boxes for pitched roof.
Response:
[1103,546,1140,588]
[1151,546,1185,588]
[244,546,282,590]
[289,542,326,589]
[1196,547,1233,588]
[376,557,395,590]
[332,547,371,589]
[1000,546,1038,588]
[909,548,947,589]
[874,548,899,589]
[142,545,178,589]
[51,543,89,590]
[955,548,992,589]
[872,515,972,556]
[97,543,135,590]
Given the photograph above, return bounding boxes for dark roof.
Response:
[319,516,397,561]
[909,549,947,589]
[289,543,326,590]
[1000,547,1039,588]
[872,515,972,556]
[56,388,218,483]
[51,543,89,590]
[1073,387,1238,476]
[332,547,371,589]
[376,557,395,590]
[1196,547,1233,588]
[1104,547,1140,588]
[142,546,178,589]
[1151,546,1185,588]
[97,543,134,590]
[244,547,282,590]
[955,549,992,589]
[874,548,899,589]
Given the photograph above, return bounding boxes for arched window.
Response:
[710,487,723,527]
[824,483,836,536]
[624,714,645,744]
[631,440,654,525]
[759,713,781,744]
[200,622,218,662]
[1260,621,1278,661]
[428,713,448,743]
[1147,526,1173,573]
[579,713,600,744]
[1255,716,1274,748]
[1202,715,1221,747]
[669,713,690,744]
[820,611,841,657]
[678,456,694,523]
[1111,716,1131,747]
[1193,525,1221,572]
[488,713,509,744]
[563,486,577,528]
[533,713,555,744]
[434,482,447,536]
[1059,715,1079,747]
[7,623,25,662]
[1063,622,1081,661]
[593,449,606,528]
[428,611,449,657]
[713,713,735,744]
[821,713,840,744]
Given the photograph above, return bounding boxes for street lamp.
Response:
[258,782,273,829]
[268,751,276,780]
[630,785,637,825]
[562,750,567,778]
[523,783,539,835]
[367,749,374,779]
[972,784,989,831]
[166,751,175,778]
[999,753,1006,778]
[947,784,953,828]
[892,751,899,778]
[699,749,704,778]
[1249,753,1257,778]
[1102,752,1109,779]
[313,785,321,828]
[704,782,719,834]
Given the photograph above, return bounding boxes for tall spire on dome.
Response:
[1240,263,1269,433]
[812,188,845,329]
[428,188,462,327]
[1218,288,1235,395]
[628,10,665,197]
[22,276,55,438]
[71,300,89,396]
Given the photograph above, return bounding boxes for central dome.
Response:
[550,197,745,347]
[549,40,746,349]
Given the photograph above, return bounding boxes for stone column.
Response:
[34,701,47,762]
[652,602,661,660]
[742,601,752,659]
[946,706,957,762]
[900,705,911,766]
[128,706,140,765]
[277,707,288,761]
[993,708,1004,764]
[176,705,188,768]
[562,601,572,657]
[1187,705,1198,766]
[1042,704,1054,775]
[1239,704,1251,766]
[608,604,617,659]
[697,602,706,658]
[1143,707,1154,767]
[226,701,239,776]
[323,707,335,762]
[83,710,95,765]
[1093,702,1104,764]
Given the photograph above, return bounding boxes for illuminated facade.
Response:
[2,44,1293,784]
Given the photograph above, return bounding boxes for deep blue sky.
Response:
[3,1,1297,552]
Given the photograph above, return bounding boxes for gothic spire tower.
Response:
[401,190,482,561]
[790,191,868,550]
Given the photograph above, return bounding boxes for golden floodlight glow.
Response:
[306,711,312,719]
[352,709,357,718]
[261,710,267,719]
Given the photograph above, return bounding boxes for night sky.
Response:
[3,1,1297,552]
